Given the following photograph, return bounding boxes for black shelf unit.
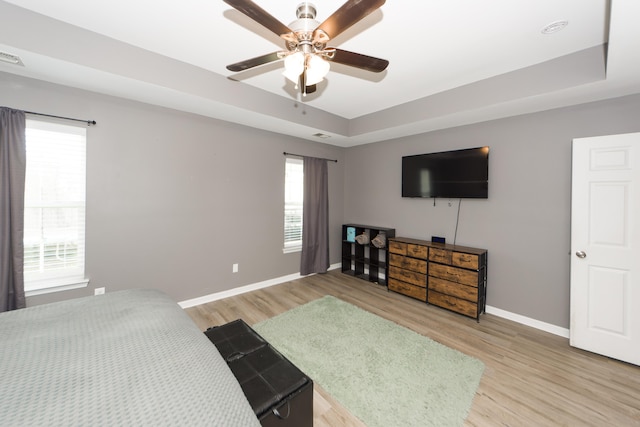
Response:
[341,224,396,286]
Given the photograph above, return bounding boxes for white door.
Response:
[570,132,640,366]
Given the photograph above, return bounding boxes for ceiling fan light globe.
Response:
[305,54,330,85]
[283,68,302,84]
[283,52,305,83]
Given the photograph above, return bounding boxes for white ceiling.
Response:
[1,0,639,147]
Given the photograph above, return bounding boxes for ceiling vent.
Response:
[541,20,569,34]
[0,51,25,66]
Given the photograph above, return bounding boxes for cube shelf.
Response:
[341,224,396,286]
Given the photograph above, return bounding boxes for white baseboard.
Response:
[180,264,570,339]
[485,305,570,338]
[178,263,341,309]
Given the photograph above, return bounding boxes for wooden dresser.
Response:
[388,237,488,321]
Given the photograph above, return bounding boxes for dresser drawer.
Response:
[428,291,478,318]
[429,247,452,264]
[388,240,407,255]
[389,254,427,274]
[428,277,478,302]
[407,244,428,259]
[452,252,480,270]
[429,263,479,287]
[389,278,427,301]
[389,266,426,288]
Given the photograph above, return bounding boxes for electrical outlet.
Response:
[94,287,105,295]
[232,263,239,273]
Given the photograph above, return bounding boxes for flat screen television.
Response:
[402,146,489,199]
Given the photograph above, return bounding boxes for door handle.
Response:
[575,251,587,259]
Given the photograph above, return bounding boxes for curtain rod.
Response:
[23,110,97,126]
[283,152,337,163]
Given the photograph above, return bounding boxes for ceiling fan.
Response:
[223,0,389,96]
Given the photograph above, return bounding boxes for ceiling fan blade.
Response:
[226,51,282,72]
[223,0,292,37]
[326,48,389,73]
[313,0,386,43]
[305,84,317,95]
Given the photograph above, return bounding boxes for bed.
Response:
[0,289,261,426]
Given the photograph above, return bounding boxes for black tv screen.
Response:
[402,147,489,199]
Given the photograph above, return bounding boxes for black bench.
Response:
[205,319,313,427]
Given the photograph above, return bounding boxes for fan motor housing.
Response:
[287,3,325,52]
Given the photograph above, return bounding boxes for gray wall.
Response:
[344,93,640,328]
[5,70,640,329]
[1,72,345,306]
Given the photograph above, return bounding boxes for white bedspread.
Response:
[0,289,261,427]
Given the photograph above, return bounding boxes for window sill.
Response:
[282,245,302,254]
[25,278,90,297]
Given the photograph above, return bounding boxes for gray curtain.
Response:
[0,107,26,312]
[300,156,329,275]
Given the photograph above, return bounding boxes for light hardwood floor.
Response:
[185,270,640,427]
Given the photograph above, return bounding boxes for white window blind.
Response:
[23,120,87,292]
[284,157,303,252]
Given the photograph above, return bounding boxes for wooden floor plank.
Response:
[185,270,640,427]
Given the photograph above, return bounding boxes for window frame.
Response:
[23,119,89,296]
[283,157,303,253]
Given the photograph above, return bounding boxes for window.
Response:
[283,157,303,253]
[23,120,87,294]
